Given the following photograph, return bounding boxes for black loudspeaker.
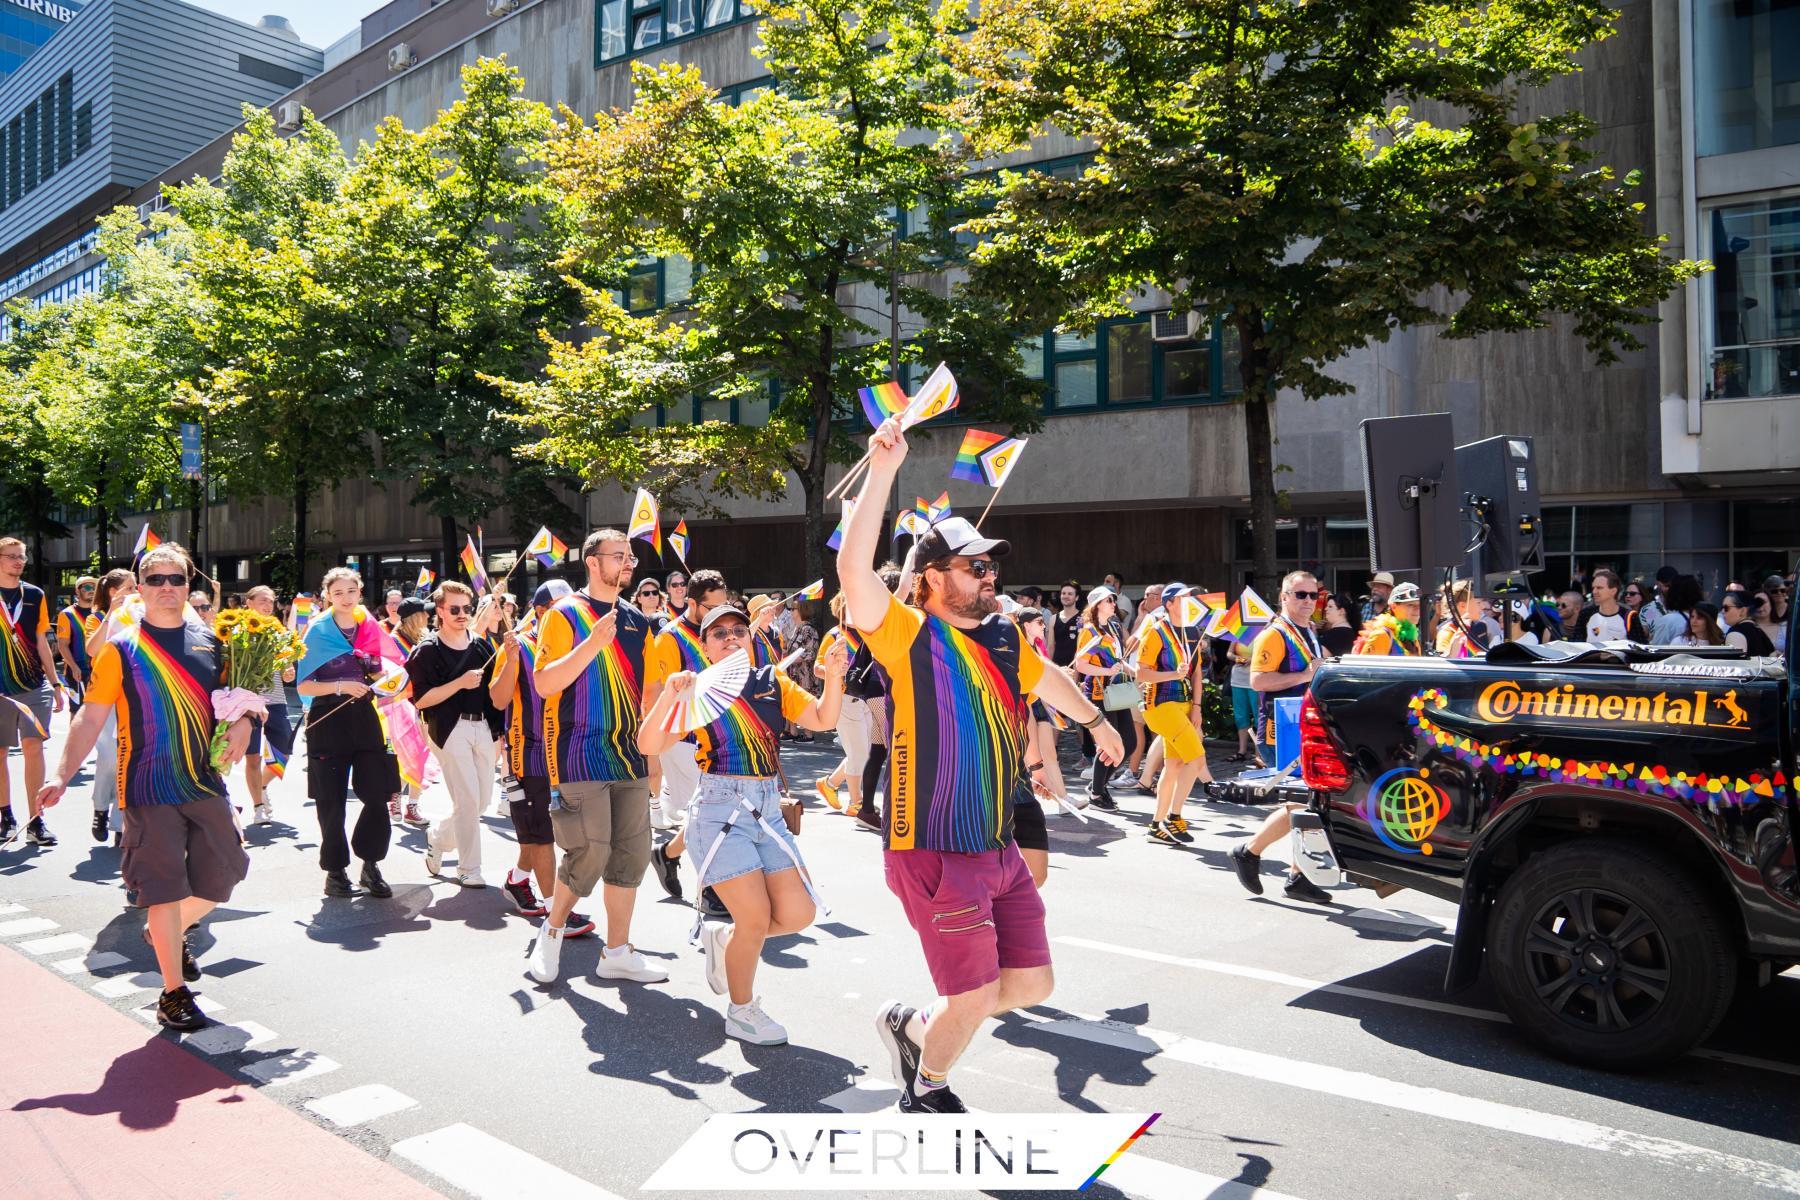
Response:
[1455,435,1542,590]
[1360,414,1463,574]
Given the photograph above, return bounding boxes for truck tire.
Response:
[1487,839,1736,1069]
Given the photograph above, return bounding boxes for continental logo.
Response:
[889,729,912,842]
[1475,681,1752,731]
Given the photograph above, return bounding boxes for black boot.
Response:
[324,869,361,897]
[359,862,393,899]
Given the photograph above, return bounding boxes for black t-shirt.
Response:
[1051,609,1081,666]
[405,633,502,745]
[0,582,50,674]
[1320,625,1358,657]
[1730,619,1775,657]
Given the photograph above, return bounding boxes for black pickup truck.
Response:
[1301,603,1797,1068]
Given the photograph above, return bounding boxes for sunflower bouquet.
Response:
[208,608,305,769]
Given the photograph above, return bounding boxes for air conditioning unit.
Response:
[274,100,303,131]
[1150,310,1202,343]
[486,0,519,13]
[387,43,415,72]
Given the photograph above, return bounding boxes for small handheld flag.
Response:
[927,492,951,523]
[979,437,1028,488]
[290,594,316,634]
[1239,587,1276,623]
[629,488,661,557]
[898,362,959,430]
[857,380,907,430]
[668,520,690,566]
[526,525,568,568]
[415,566,435,593]
[894,510,927,540]
[795,579,825,601]
[950,429,1008,484]
[825,497,855,553]
[132,523,161,557]
[460,534,490,594]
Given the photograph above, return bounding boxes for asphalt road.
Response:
[3,711,1797,1200]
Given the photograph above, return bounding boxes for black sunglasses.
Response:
[444,604,472,616]
[141,573,189,588]
[943,558,1000,580]
[637,588,661,597]
[1289,590,1322,600]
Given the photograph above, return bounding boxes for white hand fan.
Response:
[658,648,752,734]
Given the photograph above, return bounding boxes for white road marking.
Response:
[93,973,161,998]
[53,950,129,975]
[184,1021,279,1055]
[0,903,25,916]
[1057,936,1800,1076]
[241,1050,341,1087]
[19,932,93,956]
[820,1078,901,1113]
[1034,1018,1800,1195]
[1102,1152,1308,1200]
[393,1122,629,1200]
[0,917,59,938]
[305,1083,418,1126]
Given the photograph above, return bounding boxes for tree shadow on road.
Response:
[561,982,731,1101]
[297,890,435,951]
[990,1003,1159,1114]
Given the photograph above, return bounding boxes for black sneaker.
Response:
[1148,821,1179,845]
[323,870,360,897]
[698,887,730,920]
[359,862,393,899]
[651,833,683,900]
[1228,845,1264,895]
[25,816,56,847]
[503,874,547,917]
[91,811,109,843]
[156,985,208,1031]
[563,911,597,937]
[900,1085,968,1114]
[1283,873,1333,905]
[0,808,16,845]
[875,1001,923,1106]
[855,806,882,832]
[1166,819,1194,844]
[1090,795,1119,811]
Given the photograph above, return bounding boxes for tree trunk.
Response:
[31,528,45,592]
[802,472,828,633]
[95,501,110,571]
[292,475,310,596]
[1237,312,1279,599]
[441,512,462,589]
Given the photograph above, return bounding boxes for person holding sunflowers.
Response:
[239,586,298,825]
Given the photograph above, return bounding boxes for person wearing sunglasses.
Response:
[38,543,256,1031]
[839,418,1123,1116]
[526,528,662,986]
[639,604,848,1044]
[0,535,66,849]
[634,580,665,625]
[295,566,403,900]
[403,581,504,888]
[1136,581,1211,844]
[54,575,98,716]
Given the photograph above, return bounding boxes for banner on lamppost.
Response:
[180,422,203,481]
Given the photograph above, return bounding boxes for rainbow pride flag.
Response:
[415,566,435,593]
[289,594,316,634]
[825,497,855,552]
[668,520,689,565]
[950,429,1008,484]
[927,491,951,522]
[460,534,489,593]
[132,523,161,557]
[796,579,824,601]
[526,525,568,568]
[629,488,661,557]
[857,380,906,429]
[264,737,289,780]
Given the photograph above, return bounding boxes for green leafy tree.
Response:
[502,0,1041,591]
[167,107,375,593]
[952,0,1705,592]
[347,58,584,571]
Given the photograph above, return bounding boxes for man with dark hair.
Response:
[1573,568,1645,643]
[526,528,663,985]
[38,542,255,1029]
[1641,565,1679,628]
[841,419,1122,1115]
[0,535,66,847]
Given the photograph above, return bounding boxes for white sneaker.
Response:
[424,842,443,877]
[1079,763,1094,780]
[649,800,672,831]
[725,997,788,1046]
[701,922,731,995]
[527,925,565,983]
[593,944,668,983]
[1065,793,1090,810]
[455,871,487,889]
[253,803,272,825]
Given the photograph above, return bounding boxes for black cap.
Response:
[397,597,429,619]
[915,516,1010,564]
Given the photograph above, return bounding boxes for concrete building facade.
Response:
[23,0,1800,603]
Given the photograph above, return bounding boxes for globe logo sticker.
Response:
[1359,767,1449,855]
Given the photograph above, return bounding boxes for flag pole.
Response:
[974,483,1006,530]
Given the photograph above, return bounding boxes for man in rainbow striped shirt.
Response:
[841,418,1123,1115]
[38,543,257,1031]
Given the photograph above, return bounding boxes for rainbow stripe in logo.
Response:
[1079,1112,1161,1190]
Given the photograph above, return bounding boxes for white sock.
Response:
[507,868,530,885]
[602,942,630,958]
[904,1006,932,1045]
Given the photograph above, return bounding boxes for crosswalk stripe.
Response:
[306,1084,418,1127]
[241,1050,341,1087]
[1056,935,1800,1077]
[1102,1152,1308,1200]
[53,950,129,975]
[0,917,59,938]
[19,932,93,956]
[393,1122,629,1200]
[184,1021,279,1055]
[1033,1018,1800,1195]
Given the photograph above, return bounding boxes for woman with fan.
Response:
[639,604,849,1046]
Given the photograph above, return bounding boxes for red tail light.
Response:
[1300,693,1351,793]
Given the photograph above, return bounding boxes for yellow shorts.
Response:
[1144,700,1203,764]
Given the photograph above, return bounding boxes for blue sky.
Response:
[187,0,375,49]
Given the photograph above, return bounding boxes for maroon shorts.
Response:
[883,842,1051,997]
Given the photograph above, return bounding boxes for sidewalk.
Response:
[1,946,445,1200]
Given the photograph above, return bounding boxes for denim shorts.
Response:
[685,775,804,888]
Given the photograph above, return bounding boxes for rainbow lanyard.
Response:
[1272,615,1320,670]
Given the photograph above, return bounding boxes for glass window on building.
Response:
[599,0,627,59]
[665,0,697,37]
[1107,322,1151,404]
[1704,196,1800,400]
[1694,0,1800,156]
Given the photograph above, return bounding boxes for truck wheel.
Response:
[1488,839,1736,1069]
